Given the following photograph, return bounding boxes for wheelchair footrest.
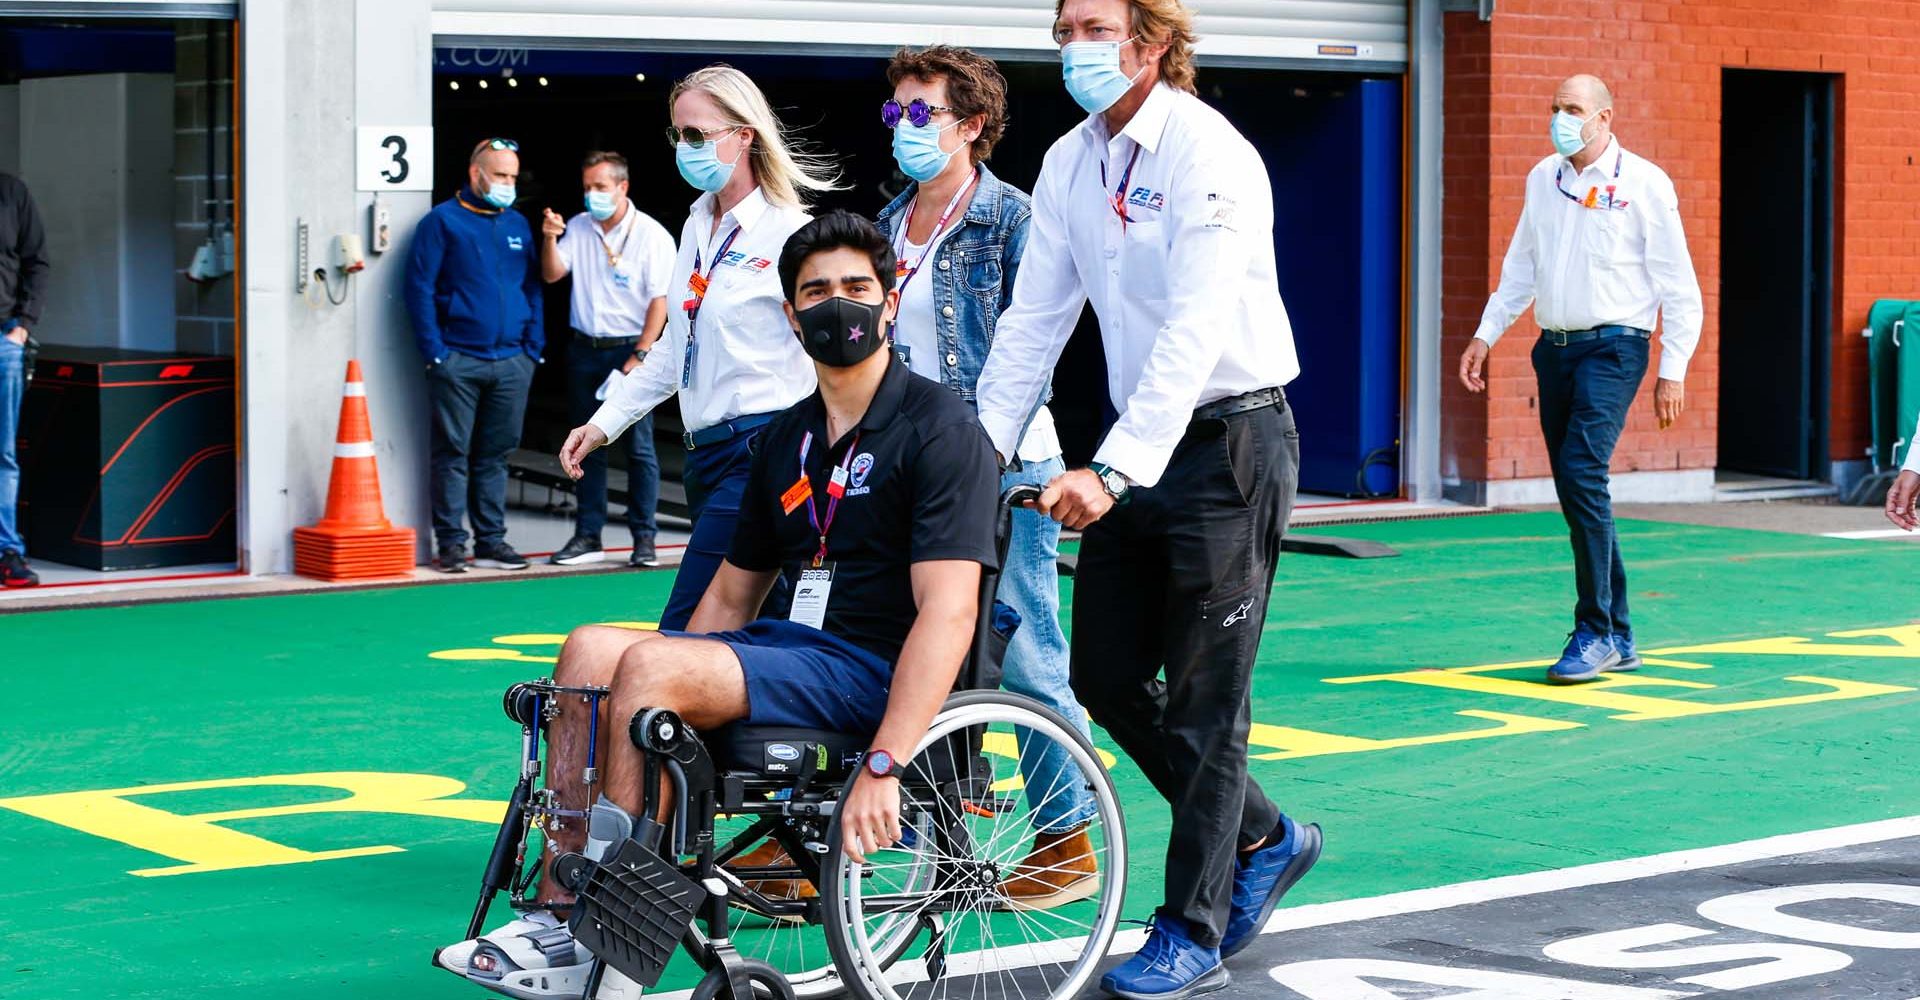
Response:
[569,838,707,989]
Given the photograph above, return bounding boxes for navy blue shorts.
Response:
[664,619,892,734]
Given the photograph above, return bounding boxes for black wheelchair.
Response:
[454,485,1127,1000]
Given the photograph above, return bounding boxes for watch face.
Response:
[867,750,894,776]
[1103,471,1126,495]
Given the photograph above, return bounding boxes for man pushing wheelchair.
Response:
[436,212,1122,1000]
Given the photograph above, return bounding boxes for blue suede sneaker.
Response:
[1099,913,1229,1000]
[1611,631,1641,672]
[1220,817,1323,959]
[1547,627,1621,684]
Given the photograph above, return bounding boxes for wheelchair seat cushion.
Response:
[714,724,870,779]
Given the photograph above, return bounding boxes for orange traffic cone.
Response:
[292,360,416,581]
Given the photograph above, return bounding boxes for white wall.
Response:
[17,73,175,351]
[241,0,434,574]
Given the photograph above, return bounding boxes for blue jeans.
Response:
[566,339,658,543]
[427,351,534,550]
[1532,332,1649,636]
[661,421,792,631]
[999,456,1098,834]
[0,336,22,556]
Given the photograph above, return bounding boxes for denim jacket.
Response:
[876,164,1046,406]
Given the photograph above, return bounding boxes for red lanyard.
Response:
[681,224,742,389]
[893,167,978,297]
[1100,144,1143,232]
[798,429,862,567]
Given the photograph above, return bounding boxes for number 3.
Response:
[380,135,410,184]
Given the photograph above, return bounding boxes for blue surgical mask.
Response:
[892,119,961,184]
[1551,110,1596,157]
[1062,38,1144,114]
[676,139,738,194]
[585,190,619,221]
[482,181,516,209]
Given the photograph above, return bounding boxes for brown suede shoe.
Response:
[998,825,1100,911]
[728,839,816,914]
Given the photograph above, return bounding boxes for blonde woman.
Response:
[434,66,834,1000]
[559,64,839,630]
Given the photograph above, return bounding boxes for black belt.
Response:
[573,330,641,348]
[1192,386,1286,424]
[684,411,777,451]
[1541,325,1651,347]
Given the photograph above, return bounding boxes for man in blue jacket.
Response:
[405,138,544,573]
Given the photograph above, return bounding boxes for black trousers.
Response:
[1070,400,1298,946]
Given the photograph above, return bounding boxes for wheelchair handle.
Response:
[1000,483,1043,510]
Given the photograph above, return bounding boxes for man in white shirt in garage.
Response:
[540,151,676,569]
[974,2,1322,996]
[1458,73,1703,686]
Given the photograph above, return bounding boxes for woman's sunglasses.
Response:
[664,125,740,149]
[881,98,959,130]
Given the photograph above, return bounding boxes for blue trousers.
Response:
[0,335,22,556]
[1531,332,1649,636]
[427,351,533,551]
[565,339,658,544]
[659,419,790,631]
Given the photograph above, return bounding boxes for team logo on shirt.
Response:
[847,452,876,496]
[507,235,525,251]
[1125,187,1166,213]
[717,251,775,271]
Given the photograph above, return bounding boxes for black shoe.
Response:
[434,546,469,574]
[473,542,530,571]
[629,537,659,568]
[550,535,604,566]
[1,550,39,588]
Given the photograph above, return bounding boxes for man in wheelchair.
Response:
[436,211,1119,1000]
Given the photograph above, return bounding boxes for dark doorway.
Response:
[1718,69,1833,480]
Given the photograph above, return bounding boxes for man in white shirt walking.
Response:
[975,2,1321,996]
[1459,74,1703,685]
[540,151,676,568]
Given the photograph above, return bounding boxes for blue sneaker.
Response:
[1220,817,1322,959]
[1611,631,1641,672]
[1547,628,1620,684]
[1099,913,1229,1000]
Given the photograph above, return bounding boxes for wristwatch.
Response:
[864,749,908,781]
[631,347,649,363]
[1089,462,1132,505]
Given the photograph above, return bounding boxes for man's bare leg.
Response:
[601,636,752,821]
[534,625,663,909]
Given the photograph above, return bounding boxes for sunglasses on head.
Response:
[881,98,959,130]
[481,137,519,152]
[665,124,740,149]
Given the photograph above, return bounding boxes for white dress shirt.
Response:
[1473,137,1705,383]
[590,187,814,439]
[975,84,1300,487]
[894,224,1062,463]
[554,201,676,337]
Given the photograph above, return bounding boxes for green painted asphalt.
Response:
[1,512,1916,997]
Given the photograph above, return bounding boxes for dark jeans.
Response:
[1070,401,1298,946]
[566,337,658,543]
[659,421,792,631]
[1532,332,1649,636]
[428,351,534,551]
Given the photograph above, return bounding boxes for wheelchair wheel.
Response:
[820,691,1126,1000]
[717,803,939,998]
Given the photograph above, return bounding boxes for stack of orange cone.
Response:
[293,360,417,580]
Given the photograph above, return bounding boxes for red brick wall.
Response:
[1442,0,1920,483]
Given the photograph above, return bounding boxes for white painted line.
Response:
[1263,814,1920,934]
[645,816,1920,1000]
[1822,528,1915,540]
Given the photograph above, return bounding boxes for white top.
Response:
[1905,413,1920,475]
[974,84,1300,488]
[590,187,814,439]
[1473,137,1705,383]
[894,223,1061,463]
[553,201,677,337]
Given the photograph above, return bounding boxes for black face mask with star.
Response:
[794,295,890,368]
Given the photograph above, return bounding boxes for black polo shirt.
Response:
[729,359,1000,664]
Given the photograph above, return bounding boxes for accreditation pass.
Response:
[790,563,834,630]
